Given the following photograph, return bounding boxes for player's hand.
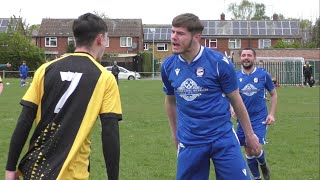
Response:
[6,63,12,68]
[229,106,236,119]
[5,170,20,180]
[245,134,261,156]
[265,114,275,125]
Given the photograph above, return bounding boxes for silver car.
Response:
[105,66,141,80]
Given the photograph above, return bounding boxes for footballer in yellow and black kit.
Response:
[6,52,122,179]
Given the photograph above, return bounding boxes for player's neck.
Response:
[181,45,201,64]
[243,66,255,75]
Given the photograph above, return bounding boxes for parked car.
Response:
[105,66,141,80]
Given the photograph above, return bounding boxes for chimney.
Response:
[273,13,279,21]
[220,13,225,20]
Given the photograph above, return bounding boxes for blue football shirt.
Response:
[236,67,275,127]
[161,46,238,146]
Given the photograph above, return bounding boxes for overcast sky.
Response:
[1,0,319,25]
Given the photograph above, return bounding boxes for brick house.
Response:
[143,13,308,62]
[33,18,144,67]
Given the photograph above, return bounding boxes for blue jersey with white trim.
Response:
[161,46,238,146]
[236,67,274,125]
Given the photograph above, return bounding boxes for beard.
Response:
[242,62,254,70]
[172,38,193,55]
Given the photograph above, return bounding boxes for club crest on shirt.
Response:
[253,77,258,83]
[195,67,205,77]
[239,78,243,82]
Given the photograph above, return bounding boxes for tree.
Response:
[251,3,270,20]
[228,0,254,20]
[228,0,271,20]
[310,18,320,48]
[0,32,45,71]
[66,42,76,53]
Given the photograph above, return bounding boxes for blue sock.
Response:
[257,150,267,165]
[246,154,261,179]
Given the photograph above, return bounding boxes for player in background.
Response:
[161,13,261,180]
[231,47,278,180]
[19,61,28,86]
[5,13,122,180]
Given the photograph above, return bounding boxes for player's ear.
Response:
[96,33,104,46]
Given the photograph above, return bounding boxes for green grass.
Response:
[0,79,319,179]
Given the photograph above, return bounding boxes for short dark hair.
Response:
[172,13,204,34]
[239,47,256,57]
[72,13,108,47]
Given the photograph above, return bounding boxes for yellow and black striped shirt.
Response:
[18,52,122,179]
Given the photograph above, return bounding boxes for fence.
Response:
[234,58,319,86]
[2,59,319,85]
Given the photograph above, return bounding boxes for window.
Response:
[258,39,271,49]
[283,39,294,43]
[144,43,149,50]
[228,39,241,49]
[120,37,132,47]
[68,37,75,46]
[205,39,217,48]
[105,37,109,47]
[45,37,57,47]
[157,43,168,51]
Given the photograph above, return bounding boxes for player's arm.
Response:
[266,89,277,125]
[0,82,3,95]
[100,114,120,180]
[6,105,36,171]
[165,95,178,149]
[226,89,261,155]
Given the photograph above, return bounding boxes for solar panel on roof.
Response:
[258,21,266,28]
[1,19,9,26]
[233,29,240,35]
[283,29,291,35]
[241,29,248,35]
[251,29,258,35]
[291,29,299,35]
[275,22,282,28]
[266,29,274,35]
[282,21,290,28]
[240,21,248,29]
[275,29,282,35]
[290,21,299,28]
[233,21,240,28]
[250,21,258,28]
[259,29,266,35]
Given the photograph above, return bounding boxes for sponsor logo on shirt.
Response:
[241,83,259,96]
[176,78,208,101]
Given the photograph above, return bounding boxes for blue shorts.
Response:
[237,124,268,146]
[21,74,27,80]
[176,129,251,180]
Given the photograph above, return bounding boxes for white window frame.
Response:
[144,43,149,50]
[205,39,217,48]
[157,43,168,51]
[105,37,109,47]
[283,39,294,43]
[120,37,132,47]
[228,39,241,49]
[68,37,75,46]
[45,37,57,47]
[258,39,271,49]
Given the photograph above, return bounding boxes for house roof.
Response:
[0,18,23,33]
[143,20,302,42]
[38,18,143,37]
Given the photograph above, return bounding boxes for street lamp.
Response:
[150,28,156,79]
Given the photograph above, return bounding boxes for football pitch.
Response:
[0,79,319,179]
